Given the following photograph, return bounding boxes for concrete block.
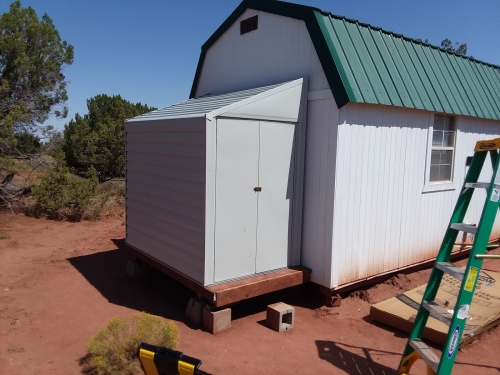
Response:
[267,302,295,332]
[325,293,342,307]
[125,259,151,278]
[203,306,231,334]
[185,297,204,325]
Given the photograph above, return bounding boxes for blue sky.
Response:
[1,0,499,131]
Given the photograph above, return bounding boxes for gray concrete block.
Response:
[266,302,295,332]
[185,297,204,325]
[125,259,151,278]
[203,306,231,334]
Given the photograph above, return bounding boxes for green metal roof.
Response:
[190,0,500,121]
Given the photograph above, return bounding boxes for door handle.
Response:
[254,187,262,192]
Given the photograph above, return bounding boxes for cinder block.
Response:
[325,294,342,307]
[267,302,295,332]
[203,306,231,334]
[125,259,151,278]
[185,297,205,325]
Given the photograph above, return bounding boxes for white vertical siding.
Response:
[195,10,329,97]
[125,118,206,284]
[331,103,500,288]
[301,97,339,286]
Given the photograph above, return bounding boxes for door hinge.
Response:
[254,187,262,192]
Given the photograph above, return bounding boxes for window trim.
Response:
[422,114,458,193]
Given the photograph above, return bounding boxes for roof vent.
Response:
[240,15,258,35]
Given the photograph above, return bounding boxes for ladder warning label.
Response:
[465,267,479,292]
[491,185,500,202]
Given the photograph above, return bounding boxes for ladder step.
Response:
[422,301,452,326]
[436,262,465,281]
[450,223,477,235]
[409,339,440,373]
[465,182,490,189]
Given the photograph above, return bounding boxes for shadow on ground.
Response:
[67,238,324,323]
[67,238,191,323]
[316,341,397,374]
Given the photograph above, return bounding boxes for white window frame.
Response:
[422,114,458,193]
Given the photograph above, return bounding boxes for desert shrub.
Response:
[87,312,179,375]
[31,150,103,220]
[80,193,110,220]
[96,180,125,211]
[99,180,125,197]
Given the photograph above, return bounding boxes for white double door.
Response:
[214,118,295,282]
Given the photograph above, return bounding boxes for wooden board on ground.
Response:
[370,268,500,346]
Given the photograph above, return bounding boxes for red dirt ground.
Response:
[1,211,499,375]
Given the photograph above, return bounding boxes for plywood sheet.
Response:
[370,269,500,346]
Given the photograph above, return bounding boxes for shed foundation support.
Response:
[202,306,231,334]
[125,258,151,279]
[266,302,295,332]
[185,296,205,325]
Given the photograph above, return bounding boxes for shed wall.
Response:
[331,103,500,288]
[195,9,329,97]
[301,97,339,286]
[125,118,206,284]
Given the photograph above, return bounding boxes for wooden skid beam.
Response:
[207,266,311,308]
[125,244,216,302]
[125,243,311,308]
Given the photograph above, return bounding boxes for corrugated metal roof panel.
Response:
[188,0,499,119]
[131,82,286,121]
[316,11,500,120]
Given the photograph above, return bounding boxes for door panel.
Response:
[256,121,295,272]
[214,119,259,282]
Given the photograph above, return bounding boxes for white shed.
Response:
[126,79,308,288]
[126,0,500,301]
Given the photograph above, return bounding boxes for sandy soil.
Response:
[1,211,499,375]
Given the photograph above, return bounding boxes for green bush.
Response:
[31,150,103,220]
[14,132,41,154]
[87,312,179,375]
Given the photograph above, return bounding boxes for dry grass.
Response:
[99,180,125,198]
[86,312,179,375]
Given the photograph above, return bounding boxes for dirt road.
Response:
[1,211,499,374]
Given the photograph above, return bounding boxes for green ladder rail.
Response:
[397,138,500,375]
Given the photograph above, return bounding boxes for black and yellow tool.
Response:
[138,343,210,375]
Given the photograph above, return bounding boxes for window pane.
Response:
[431,150,441,164]
[443,131,455,147]
[431,150,453,165]
[432,130,443,146]
[430,164,452,182]
[430,150,453,182]
[441,164,452,180]
[434,115,445,131]
[443,116,454,131]
[430,165,441,181]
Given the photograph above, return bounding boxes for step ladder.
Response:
[397,138,500,375]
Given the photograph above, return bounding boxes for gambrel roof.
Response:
[190,0,500,120]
